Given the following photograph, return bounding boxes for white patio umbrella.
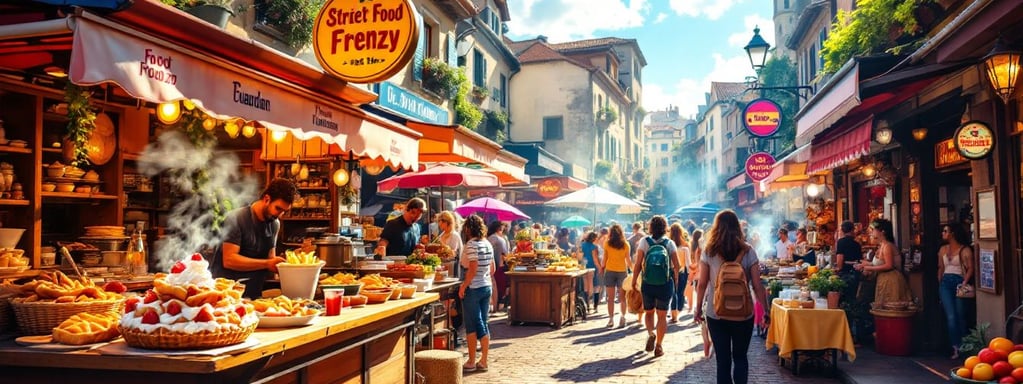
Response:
[545,185,641,223]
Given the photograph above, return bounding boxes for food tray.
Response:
[118,323,256,350]
[950,368,992,384]
[257,313,319,328]
[10,298,124,335]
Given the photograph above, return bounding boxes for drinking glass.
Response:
[324,288,344,316]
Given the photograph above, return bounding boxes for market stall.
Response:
[506,269,591,329]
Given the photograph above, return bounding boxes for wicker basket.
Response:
[0,293,13,333]
[118,323,256,350]
[10,298,124,335]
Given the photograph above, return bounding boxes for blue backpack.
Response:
[643,237,671,285]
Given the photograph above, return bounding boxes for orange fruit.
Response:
[974,363,995,381]
[956,367,972,379]
[993,337,1016,354]
[966,356,983,369]
[1010,351,1023,368]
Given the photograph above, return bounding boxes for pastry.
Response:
[118,254,256,349]
[52,311,120,345]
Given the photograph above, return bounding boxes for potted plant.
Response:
[768,279,784,302]
[471,85,489,102]
[64,83,96,168]
[161,0,236,29]
[256,0,320,49]
[422,57,461,99]
[596,106,617,127]
[807,269,845,309]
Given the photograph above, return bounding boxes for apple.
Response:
[1012,367,1023,382]
[994,361,1014,379]
[1014,344,1023,352]
[982,348,1002,365]
[1000,376,1017,384]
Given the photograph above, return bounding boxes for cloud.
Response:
[668,0,738,20]
[505,0,650,41]
[654,12,669,24]
[643,18,772,118]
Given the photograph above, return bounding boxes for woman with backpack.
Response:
[694,210,769,384]
[631,215,680,358]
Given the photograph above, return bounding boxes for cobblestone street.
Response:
[455,308,843,384]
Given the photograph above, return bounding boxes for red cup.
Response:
[324,288,344,316]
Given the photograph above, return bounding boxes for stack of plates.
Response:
[83,226,125,237]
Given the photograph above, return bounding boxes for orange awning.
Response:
[405,121,528,185]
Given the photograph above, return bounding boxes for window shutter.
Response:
[413,20,425,81]
[447,33,457,67]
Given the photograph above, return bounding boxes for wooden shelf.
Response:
[0,199,29,206]
[0,146,31,154]
[43,112,68,122]
[281,217,331,221]
[41,148,62,154]
[41,192,119,200]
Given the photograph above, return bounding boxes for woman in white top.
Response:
[937,222,973,359]
[459,215,495,372]
[436,211,462,278]
[773,228,793,261]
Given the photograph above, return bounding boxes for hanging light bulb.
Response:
[242,123,256,138]
[299,164,310,180]
[156,101,181,124]
[271,130,288,143]
[806,183,821,197]
[361,158,386,176]
[291,155,302,176]
[182,99,196,111]
[861,164,876,178]
[202,118,216,131]
[333,168,350,186]
[224,120,240,138]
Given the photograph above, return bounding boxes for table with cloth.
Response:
[766,299,856,376]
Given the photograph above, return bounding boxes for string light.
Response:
[242,123,256,138]
[270,130,288,143]
[156,101,181,124]
[224,120,240,138]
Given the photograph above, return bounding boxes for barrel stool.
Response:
[414,349,463,384]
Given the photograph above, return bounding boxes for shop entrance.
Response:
[932,166,977,343]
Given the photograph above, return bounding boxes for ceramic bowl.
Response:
[45,166,65,178]
[64,167,86,178]
[55,182,75,193]
[41,183,56,192]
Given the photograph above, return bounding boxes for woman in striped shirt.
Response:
[459,214,496,372]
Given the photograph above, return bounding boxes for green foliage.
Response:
[471,85,490,100]
[596,106,617,124]
[806,268,845,296]
[630,168,648,185]
[422,57,462,99]
[768,279,784,297]
[407,250,441,267]
[480,109,508,143]
[262,0,322,49]
[757,56,798,154]
[959,322,990,357]
[594,160,613,181]
[821,0,929,74]
[454,79,483,129]
[64,83,96,168]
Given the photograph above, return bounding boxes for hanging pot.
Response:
[827,291,841,309]
[186,5,234,29]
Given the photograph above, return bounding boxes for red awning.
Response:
[726,173,749,190]
[807,116,873,174]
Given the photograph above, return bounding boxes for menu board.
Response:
[978,248,996,293]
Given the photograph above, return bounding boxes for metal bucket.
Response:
[317,238,352,267]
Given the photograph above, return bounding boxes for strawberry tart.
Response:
[118,253,257,349]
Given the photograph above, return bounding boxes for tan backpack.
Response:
[713,250,753,321]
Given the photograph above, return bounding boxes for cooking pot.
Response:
[317,237,352,267]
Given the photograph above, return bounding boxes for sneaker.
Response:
[654,344,664,358]
[645,334,656,352]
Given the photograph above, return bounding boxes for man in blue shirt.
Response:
[375,197,425,257]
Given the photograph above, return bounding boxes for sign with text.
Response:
[536,178,563,199]
[745,152,776,182]
[377,82,448,124]
[313,0,421,83]
[978,248,996,293]
[742,98,782,137]
[934,138,967,168]
[954,121,995,160]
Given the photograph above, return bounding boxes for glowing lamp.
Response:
[983,37,1021,104]
[861,164,876,178]
[806,183,821,197]
[224,120,240,138]
[202,118,216,131]
[270,130,288,143]
[156,101,181,124]
[744,26,770,72]
[242,123,256,138]
[332,168,350,186]
[874,120,892,145]
[912,127,928,141]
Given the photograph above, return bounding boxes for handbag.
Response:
[956,246,976,299]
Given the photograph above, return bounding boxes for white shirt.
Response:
[774,239,793,262]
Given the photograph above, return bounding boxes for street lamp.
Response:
[983,37,1021,104]
[744,26,771,72]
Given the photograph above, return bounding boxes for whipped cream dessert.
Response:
[120,253,257,334]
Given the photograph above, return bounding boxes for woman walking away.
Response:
[669,223,691,323]
[632,215,680,358]
[577,232,603,313]
[459,215,496,372]
[937,222,973,359]
[694,210,769,384]
[602,223,632,328]
[487,221,510,313]
[690,229,713,357]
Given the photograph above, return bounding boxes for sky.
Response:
[504,0,775,120]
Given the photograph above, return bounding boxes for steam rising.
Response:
[137,131,258,272]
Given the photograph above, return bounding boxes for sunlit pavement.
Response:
[454,307,842,384]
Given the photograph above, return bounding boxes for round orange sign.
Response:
[312,0,421,84]
[537,179,562,199]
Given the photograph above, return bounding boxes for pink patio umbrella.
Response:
[454,197,530,221]
[376,164,500,193]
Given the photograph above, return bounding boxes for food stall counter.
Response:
[506,269,591,328]
[0,293,438,383]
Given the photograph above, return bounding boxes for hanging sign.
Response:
[742,98,782,137]
[536,179,563,199]
[934,138,967,168]
[953,121,995,160]
[745,152,776,182]
[313,0,421,83]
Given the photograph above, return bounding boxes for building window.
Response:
[651,143,656,151]
[726,132,733,141]
[672,155,678,163]
[818,29,828,71]
[784,0,790,8]
[543,116,564,140]
[709,137,714,151]
[499,74,507,107]
[661,158,669,166]
[660,143,668,151]
[473,49,486,87]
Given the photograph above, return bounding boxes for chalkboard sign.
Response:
[978,248,996,293]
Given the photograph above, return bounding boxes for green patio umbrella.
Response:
[560,215,591,228]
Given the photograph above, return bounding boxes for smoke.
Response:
[137,131,259,272]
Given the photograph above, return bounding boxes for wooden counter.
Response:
[0,293,438,384]
[506,269,591,329]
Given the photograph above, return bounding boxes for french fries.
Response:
[319,272,358,285]
[284,249,320,265]
[358,274,397,289]
[249,295,319,317]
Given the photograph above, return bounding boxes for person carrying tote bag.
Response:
[937,223,973,359]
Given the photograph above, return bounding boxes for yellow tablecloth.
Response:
[766,300,856,362]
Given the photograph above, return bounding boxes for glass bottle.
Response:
[127,225,147,276]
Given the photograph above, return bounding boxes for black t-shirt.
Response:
[380,215,421,256]
[212,205,279,299]
[835,235,862,274]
